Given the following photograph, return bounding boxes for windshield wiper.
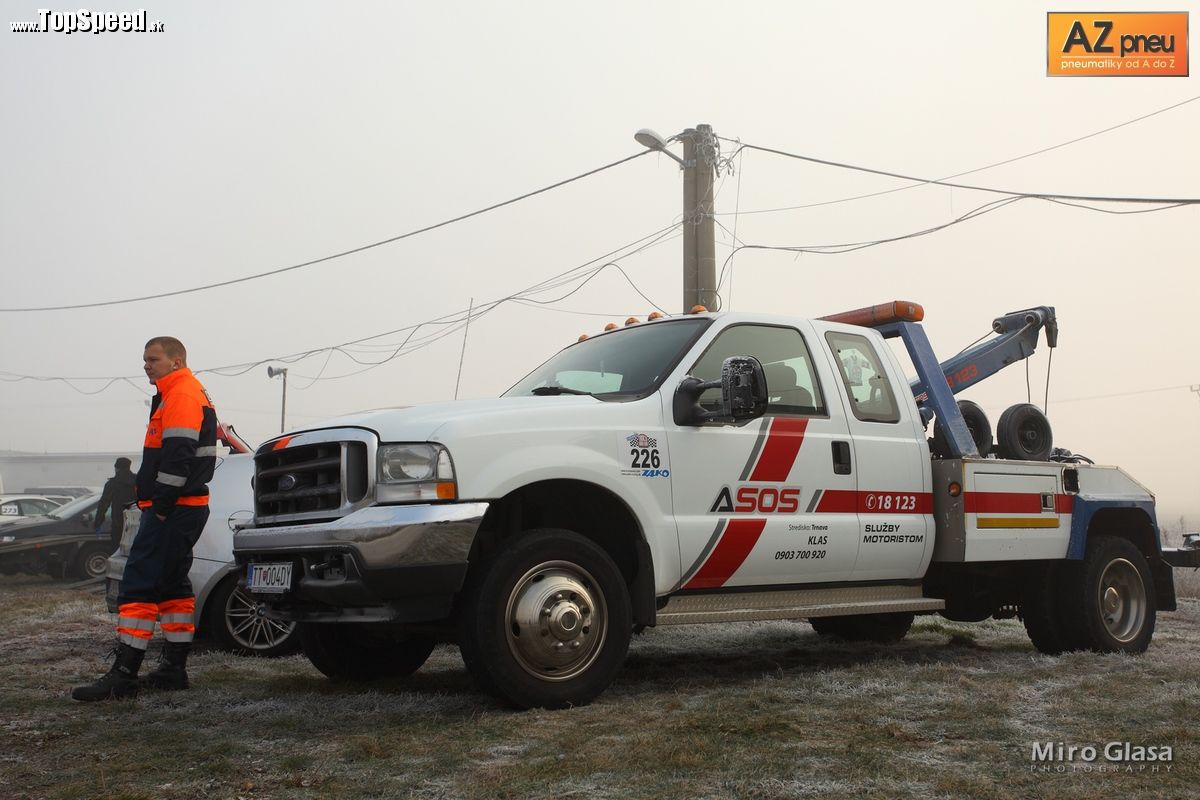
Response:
[530,386,593,396]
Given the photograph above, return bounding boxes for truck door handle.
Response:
[832,441,852,475]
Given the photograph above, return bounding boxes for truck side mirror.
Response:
[673,356,768,426]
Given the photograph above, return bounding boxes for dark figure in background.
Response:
[72,336,217,702]
[94,457,136,549]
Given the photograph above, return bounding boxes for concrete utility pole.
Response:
[634,123,719,313]
[681,124,717,313]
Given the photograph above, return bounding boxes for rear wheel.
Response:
[1058,535,1156,653]
[207,576,300,657]
[458,529,631,709]
[300,622,436,681]
[71,543,113,580]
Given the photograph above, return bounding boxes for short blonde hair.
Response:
[145,336,187,365]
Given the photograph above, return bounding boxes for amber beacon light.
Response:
[820,300,925,328]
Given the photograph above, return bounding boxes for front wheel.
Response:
[71,543,113,580]
[207,576,300,657]
[458,529,632,709]
[300,622,436,681]
[1058,535,1156,653]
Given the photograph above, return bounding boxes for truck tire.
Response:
[71,543,113,581]
[457,528,632,709]
[996,403,1053,461]
[1020,562,1070,655]
[1057,535,1156,653]
[207,575,301,658]
[930,400,992,458]
[811,612,914,643]
[300,622,435,681]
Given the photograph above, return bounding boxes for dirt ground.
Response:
[1,573,1197,800]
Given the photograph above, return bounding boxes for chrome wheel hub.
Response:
[505,561,607,682]
[1098,558,1146,643]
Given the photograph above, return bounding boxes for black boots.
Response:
[140,642,190,691]
[71,643,144,702]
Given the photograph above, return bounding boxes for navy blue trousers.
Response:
[118,505,209,604]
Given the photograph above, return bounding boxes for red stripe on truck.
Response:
[683,519,767,590]
[815,490,933,514]
[963,492,1073,514]
[748,418,809,482]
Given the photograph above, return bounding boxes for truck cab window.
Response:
[825,331,900,423]
[690,324,826,416]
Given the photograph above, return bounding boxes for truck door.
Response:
[664,322,860,590]
[820,329,932,581]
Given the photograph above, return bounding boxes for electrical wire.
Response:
[0,151,654,314]
[714,94,1200,215]
[0,221,681,390]
[731,142,1200,205]
[1052,383,1196,404]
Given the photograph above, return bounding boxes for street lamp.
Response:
[266,365,288,433]
[635,124,717,312]
[634,128,687,168]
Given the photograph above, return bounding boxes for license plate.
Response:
[246,562,293,594]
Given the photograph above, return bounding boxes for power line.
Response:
[715,94,1200,216]
[0,222,680,391]
[1053,383,1197,404]
[713,188,1189,292]
[733,142,1200,205]
[0,150,654,314]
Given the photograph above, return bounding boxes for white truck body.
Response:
[234,309,1187,708]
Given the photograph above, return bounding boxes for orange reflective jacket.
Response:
[136,368,217,516]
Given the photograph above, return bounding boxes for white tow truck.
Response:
[234,301,1200,708]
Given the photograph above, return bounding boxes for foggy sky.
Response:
[1,2,1197,521]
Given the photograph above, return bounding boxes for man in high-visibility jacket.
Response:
[73,336,218,701]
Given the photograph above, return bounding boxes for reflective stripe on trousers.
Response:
[117,601,157,650]
[158,597,196,643]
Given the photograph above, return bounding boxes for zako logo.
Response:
[709,485,801,514]
[1048,13,1189,76]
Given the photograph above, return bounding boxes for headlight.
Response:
[376,443,457,503]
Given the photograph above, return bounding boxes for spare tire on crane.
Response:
[931,399,993,458]
[996,403,1054,461]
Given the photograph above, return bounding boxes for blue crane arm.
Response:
[909,306,1058,400]
[870,306,1057,459]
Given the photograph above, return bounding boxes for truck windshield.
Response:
[505,318,711,400]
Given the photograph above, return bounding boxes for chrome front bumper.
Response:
[233,501,488,571]
[232,502,489,621]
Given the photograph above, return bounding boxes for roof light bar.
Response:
[820,300,924,327]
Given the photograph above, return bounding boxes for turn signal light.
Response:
[436,482,457,500]
[948,481,962,498]
[820,300,925,327]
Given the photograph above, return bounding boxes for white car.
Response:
[106,453,299,657]
[0,495,62,524]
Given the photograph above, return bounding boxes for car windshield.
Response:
[505,318,711,400]
[47,494,98,519]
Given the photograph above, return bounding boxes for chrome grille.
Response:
[253,428,375,525]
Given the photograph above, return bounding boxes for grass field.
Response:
[1,573,1197,800]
